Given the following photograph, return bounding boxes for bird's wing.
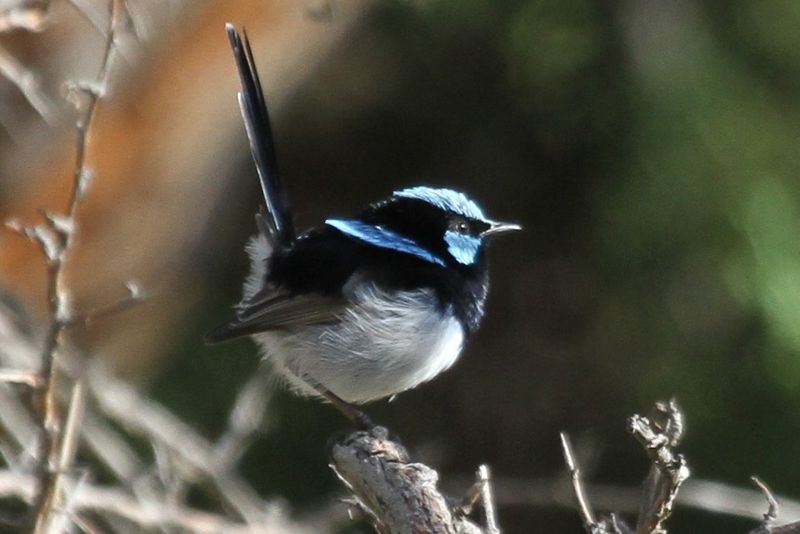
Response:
[226,23,294,247]
[205,291,347,344]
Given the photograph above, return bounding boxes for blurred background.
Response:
[1,0,800,531]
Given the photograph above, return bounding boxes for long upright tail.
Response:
[226,23,295,247]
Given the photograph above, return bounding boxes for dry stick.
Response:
[0,44,59,125]
[66,281,144,327]
[0,369,42,387]
[42,381,86,533]
[628,401,690,534]
[749,477,800,534]
[453,474,800,524]
[0,4,50,32]
[30,1,120,530]
[753,476,779,527]
[0,314,272,528]
[477,465,500,534]
[85,362,271,526]
[560,432,599,532]
[330,426,483,533]
[213,368,273,472]
[0,469,280,534]
[65,0,109,37]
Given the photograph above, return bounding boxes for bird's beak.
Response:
[482,220,522,237]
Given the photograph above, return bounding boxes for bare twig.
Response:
[85,362,272,526]
[0,4,49,33]
[42,380,86,533]
[67,281,145,327]
[456,464,501,532]
[628,400,690,534]
[0,45,59,125]
[0,369,41,387]
[450,474,800,524]
[65,0,109,37]
[0,469,302,534]
[213,366,272,472]
[477,465,500,534]
[23,1,121,530]
[753,477,780,526]
[750,477,800,534]
[560,432,599,533]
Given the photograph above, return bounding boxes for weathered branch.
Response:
[629,400,690,534]
[750,477,800,534]
[330,425,484,533]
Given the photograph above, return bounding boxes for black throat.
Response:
[360,246,490,335]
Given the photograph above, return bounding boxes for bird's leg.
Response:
[303,376,375,429]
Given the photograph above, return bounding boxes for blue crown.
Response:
[393,187,487,222]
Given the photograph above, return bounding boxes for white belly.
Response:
[253,284,465,404]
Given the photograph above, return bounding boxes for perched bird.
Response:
[208,25,520,422]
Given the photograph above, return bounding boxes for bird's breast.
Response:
[257,282,466,403]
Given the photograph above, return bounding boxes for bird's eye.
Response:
[451,219,470,234]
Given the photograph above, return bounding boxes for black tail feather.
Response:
[226,23,294,247]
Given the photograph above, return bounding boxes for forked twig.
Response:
[5,1,125,530]
[629,400,690,534]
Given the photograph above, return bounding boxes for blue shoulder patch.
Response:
[394,186,487,221]
[326,219,446,266]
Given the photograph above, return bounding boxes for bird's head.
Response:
[326,186,520,268]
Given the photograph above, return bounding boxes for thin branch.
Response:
[753,477,779,526]
[560,432,599,532]
[213,367,272,472]
[750,477,800,534]
[0,45,59,125]
[628,400,690,534]
[451,474,800,524]
[477,465,500,534]
[0,369,41,387]
[0,4,50,32]
[66,281,145,327]
[42,380,86,533]
[0,469,284,534]
[65,0,109,37]
[30,0,121,530]
[84,362,272,526]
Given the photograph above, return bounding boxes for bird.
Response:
[208,24,520,425]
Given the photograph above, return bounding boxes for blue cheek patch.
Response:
[444,231,481,265]
[326,219,446,267]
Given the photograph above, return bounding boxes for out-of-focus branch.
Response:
[330,425,484,533]
[0,45,59,126]
[0,469,290,534]
[84,360,272,526]
[22,2,122,531]
[0,3,49,33]
[0,296,344,532]
[213,367,272,472]
[452,474,800,524]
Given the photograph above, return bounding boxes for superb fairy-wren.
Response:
[208,25,520,423]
